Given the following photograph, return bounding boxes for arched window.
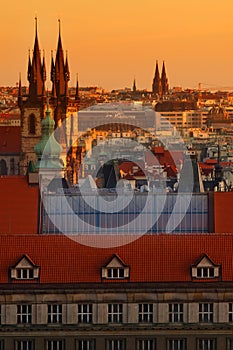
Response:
[10,158,15,175]
[0,159,7,175]
[29,114,36,134]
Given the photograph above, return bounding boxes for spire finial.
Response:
[35,16,38,36]
[58,18,61,36]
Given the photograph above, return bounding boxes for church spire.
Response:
[152,60,162,96]
[75,73,80,101]
[28,17,45,99]
[161,61,169,95]
[133,78,136,93]
[52,19,68,98]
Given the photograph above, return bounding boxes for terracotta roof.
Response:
[0,176,39,234]
[0,126,21,153]
[0,234,232,284]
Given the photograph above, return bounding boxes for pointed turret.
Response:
[28,17,46,99]
[161,61,169,95]
[52,19,68,98]
[152,60,162,96]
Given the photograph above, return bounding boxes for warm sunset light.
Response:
[1,0,233,90]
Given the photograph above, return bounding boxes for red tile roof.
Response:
[0,126,21,153]
[0,234,232,284]
[0,176,39,234]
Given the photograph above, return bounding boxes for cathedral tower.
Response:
[18,18,46,174]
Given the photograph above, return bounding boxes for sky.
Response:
[1,0,233,91]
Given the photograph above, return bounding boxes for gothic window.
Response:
[0,159,7,175]
[10,158,15,175]
[29,114,36,135]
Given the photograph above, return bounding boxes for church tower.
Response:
[152,60,162,97]
[161,61,169,95]
[18,18,46,175]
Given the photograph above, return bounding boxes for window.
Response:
[199,303,213,323]
[78,304,93,323]
[197,339,216,350]
[106,339,125,350]
[191,254,220,279]
[229,303,233,322]
[17,305,32,324]
[0,340,4,350]
[107,268,125,279]
[77,339,95,350]
[10,255,40,281]
[48,305,62,324]
[167,339,186,350]
[101,254,129,280]
[46,340,65,350]
[169,304,183,323]
[16,269,34,280]
[138,304,153,323]
[15,340,34,350]
[137,339,156,350]
[0,159,7,175]
[28,114,36,134]
[197,267,214,278]
[108,304,123,323]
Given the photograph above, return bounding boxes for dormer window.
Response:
[197,267,214,278]
[10,254,40,281]
[107,267,125,279]
[191,254,220,280]
[16,268,34,280]
[102,254,130,280]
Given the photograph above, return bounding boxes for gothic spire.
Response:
[75,73,80,101]
[152,60,162,96]
[161,61,169,95]
[53,19,67,97]
[133,78,136,93]
[28,17,45,99]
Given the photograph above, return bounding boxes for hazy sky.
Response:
[1,0,233,90]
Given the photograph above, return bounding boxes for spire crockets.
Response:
[52,19,70,98]
[152,60,162,96]
[28,17,46,99]
[161,61,169,95]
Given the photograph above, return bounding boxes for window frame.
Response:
[136,339,156,350]
[106,339,126,350]
[168,303,184,323]
[167,339,186,350]
[108,304,123,323]
[16,268,34,280]
[15,340,34,350]
[138,303,153,323]
[197,338,216,350]
[77,339,95,350]
[17,304,32,324]
[47,304,62,324]
[199,303,214,323]
[78,304,93,323]
[45,339,65,350]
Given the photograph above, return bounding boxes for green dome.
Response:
[34,107,63,169]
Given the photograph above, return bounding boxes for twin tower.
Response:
[18,19,79,174]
